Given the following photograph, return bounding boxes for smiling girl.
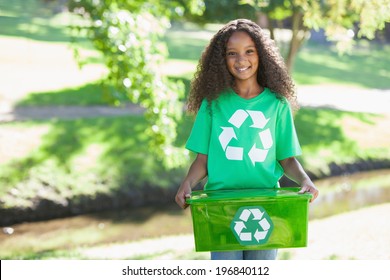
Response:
[175,19,318,260]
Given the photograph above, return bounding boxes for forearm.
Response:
[279,157,311,185]
[279,157,319,202]
[183,153,208,188]
[176,153,208,209]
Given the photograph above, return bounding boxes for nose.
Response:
[236,54,247,63]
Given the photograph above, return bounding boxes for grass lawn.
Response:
[293,41,390,89]
[0,115,192,207]
[0,0,106,106]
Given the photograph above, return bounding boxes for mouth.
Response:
[236,66,250,73]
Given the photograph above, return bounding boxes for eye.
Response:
[247,49,256,54]
[227,51,236,56]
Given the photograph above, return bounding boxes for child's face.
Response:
[225,31,259,83]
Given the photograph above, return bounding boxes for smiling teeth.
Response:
[237,67,249,72]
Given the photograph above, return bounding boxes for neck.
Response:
[233,81,263,99]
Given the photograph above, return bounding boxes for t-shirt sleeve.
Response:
[275,100,302,160]
[185,99,212,155]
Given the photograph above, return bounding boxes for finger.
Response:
[181,198,187,209]
[311,191,319,202]
[182,193,191,208]
[298,187,308,194]
[309,190,319,202]
[184,196,191,209]
[175,195,186,209]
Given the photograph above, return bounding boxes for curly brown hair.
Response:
[187,18,297,113]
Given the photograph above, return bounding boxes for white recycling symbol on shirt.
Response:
[218,109,273,164]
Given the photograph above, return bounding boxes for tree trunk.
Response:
[256,11,275,40]
[286,11,307,73]
[268,18,275,41]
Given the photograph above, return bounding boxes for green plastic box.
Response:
[187,187,312,252]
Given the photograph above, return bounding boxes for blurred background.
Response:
[0,0,389,260]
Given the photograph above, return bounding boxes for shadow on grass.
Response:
[15,76,192,107]
[295,107,375,147]
[0,0,93,48]
[1,115,191,194]
[293,43,390,89]
[280,106,374,182]
[295,108,349,147]
[0,14,73,42]
[164,36,207,61]
[16,81,107,107]
[164,28,210,61]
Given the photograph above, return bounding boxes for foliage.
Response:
[241,0,390,40]
[240,0,390,69]
[67,0,205,167]
[180,0,257,24]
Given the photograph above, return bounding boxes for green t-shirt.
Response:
[186,87,302,190]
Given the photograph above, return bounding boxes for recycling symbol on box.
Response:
[230,206,273,245]
[218,109,273,165]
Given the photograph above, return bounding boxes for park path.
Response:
[0,103,145,122]
[0,85,389,123]
[297,85,390,114]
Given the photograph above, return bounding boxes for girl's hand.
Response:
[175,181,192,209]
[298,180,319,203]
[175,153,208,209]
[279,157,319,203]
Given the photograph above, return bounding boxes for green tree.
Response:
[241,0,390,71]
[182,0,257,23]
[68,0,204,168]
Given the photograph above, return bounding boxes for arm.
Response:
[279,157,319,202]
[175,153,208,209]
